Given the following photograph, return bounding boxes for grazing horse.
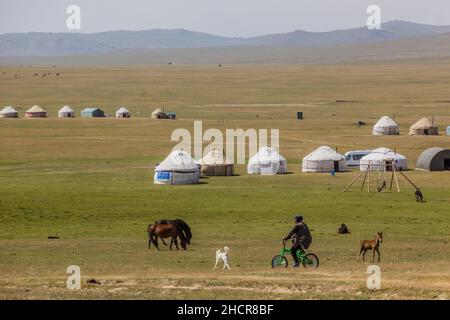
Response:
[156,219,192,246]
[357,232,383,262]
[148,223,187,251]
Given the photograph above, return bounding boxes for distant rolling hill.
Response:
[2,31,450,66]
[1,20,450,58]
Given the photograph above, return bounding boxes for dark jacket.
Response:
[284,222,312,249]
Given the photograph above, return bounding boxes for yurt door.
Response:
[334,161,339,172]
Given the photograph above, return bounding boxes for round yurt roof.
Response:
[152,108,164,115]
[198,150,232,165]
[156,150,198,171]
[361,147,406,161]
[416,147,450,171]
[374,116,399,128]
[116,107,129,113]
[410,118,437,130]
[248,147,285,164]
[303,146,345,161]
[59,106,74,113]
[26,105,45,113]
[0,106,18,114]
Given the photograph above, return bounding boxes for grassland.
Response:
[0,61,450,299]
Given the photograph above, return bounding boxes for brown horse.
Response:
[156,219,192,247]
[357,232,383,262]
[148,223,187,251]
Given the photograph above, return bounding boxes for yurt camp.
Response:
[116,107,130,118]
[247,147,287,175]
[154,150,199,185]
[302,146,347,173]
[25,105,47,118]
[58,106,75,118]
[151,108,169,119]
[372,116,400,136]
[409,118,438,135]
[0,106,19,118]
[81,107,105,118]
[416,147,450,171]
[198,150,234,176]
[360,147,407,171]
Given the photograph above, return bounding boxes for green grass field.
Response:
[0,62,449,299]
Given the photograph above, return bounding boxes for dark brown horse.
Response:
[156,219,192,247]
[148,223,187,251]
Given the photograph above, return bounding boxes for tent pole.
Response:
[389,170,395,191]
[393,166,400,192]
[360,167,369,191]
[343,168,366,192]
[398,170,420,190]
[368,163,371,192]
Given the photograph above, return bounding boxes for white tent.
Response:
[58,106,75,118]
[360,147,407,171]
[302,146,347,173]
[151,108,168,119]
[25,105,46,118]
[0,106,18,118]
[116,107,130,118]
[372,116,400,136]
[247,147,287,175]
[198,150,234,176]
[409,117,438,135]
[154,150,199,185]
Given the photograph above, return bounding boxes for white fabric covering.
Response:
[247,147,287,175]
[154,150,199,185]
[360,147,408,171]
[58,106,75,118]
[116,107,130,118]
[372,116,399,135]
[302,146,347,173]
[0,106,18,118]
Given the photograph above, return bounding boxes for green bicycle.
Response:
[271,239,319,269]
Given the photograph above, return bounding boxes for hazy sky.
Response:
[1,0,449,36]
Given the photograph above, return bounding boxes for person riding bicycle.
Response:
[282,215,312,267]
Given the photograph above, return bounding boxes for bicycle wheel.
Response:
[271,255,288,268]
[302,253,319,268]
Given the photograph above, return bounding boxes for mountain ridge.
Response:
[1,20,450,57]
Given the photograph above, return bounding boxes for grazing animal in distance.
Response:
[415,189,424,202]
[212,247,231,271]
[357,232,383,262]
[338,223,350,234]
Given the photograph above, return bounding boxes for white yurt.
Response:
[409,118,438,135]
[247,147,287,175]
[0,106,19,118]
[25,105,47,118]
[360,147,407,171]
[372,116,400,136]
[198,150,234,176]
[116,107,130,118]
[154,150,199,185]
[302,146,347,173]
[58,106,75,118]
[151,108,168,119]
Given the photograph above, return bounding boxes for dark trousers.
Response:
[291,244,304,264]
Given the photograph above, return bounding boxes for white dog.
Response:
[212,246,230,271]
